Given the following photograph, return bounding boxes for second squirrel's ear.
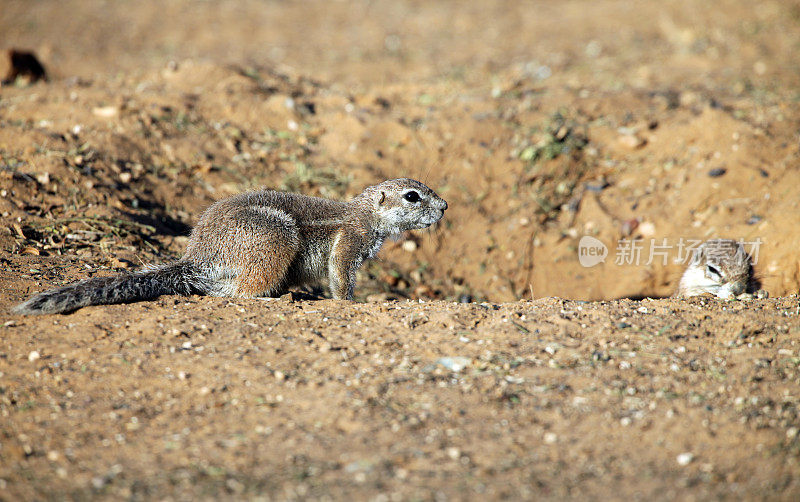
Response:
[378,191,386,206]
[689,247,704,266]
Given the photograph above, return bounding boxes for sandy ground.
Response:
[1,0,799,499]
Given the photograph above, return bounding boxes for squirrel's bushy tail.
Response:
[12,261,211,315]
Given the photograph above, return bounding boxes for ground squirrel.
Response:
[675,239,755,298]
[13,178,447,314]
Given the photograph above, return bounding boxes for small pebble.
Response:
[621,218,639,236]
[638,221,656,237]
[707,168,727,178]
[435,357,471,372]
[401,240,418,252]
[618,134,645,149]
[584,180,609,192]
[92,106,118,118]
[28,350,40,362]
[676,452,694,466]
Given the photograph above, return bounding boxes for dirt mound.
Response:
[2,59,797,302]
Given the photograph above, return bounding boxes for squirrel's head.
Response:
[678,239,753,298]
[356,178,447,235]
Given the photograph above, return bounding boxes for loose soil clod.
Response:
[1,49,47,85]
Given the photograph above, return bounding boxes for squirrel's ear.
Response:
[689,247,703,266]
[377,191,386,206]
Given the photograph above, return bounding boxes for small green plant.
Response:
[517,110,588,167]
[280,161,349,197]
[512,110,591,222]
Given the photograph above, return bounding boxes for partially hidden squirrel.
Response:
[675,239,756,298]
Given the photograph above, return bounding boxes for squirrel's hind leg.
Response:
[230,208,301,297]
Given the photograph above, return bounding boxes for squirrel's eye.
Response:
[706,264,721,278]
[403,191,421,203]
